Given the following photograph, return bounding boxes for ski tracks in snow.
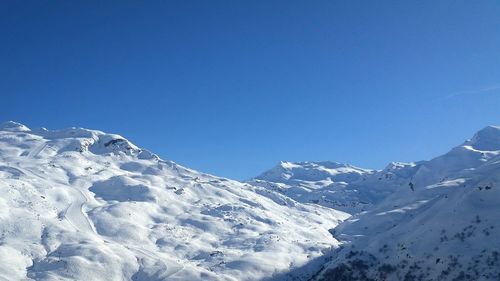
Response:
[28,143,47,158]
[16,164,97,236]
[62,184,97,235]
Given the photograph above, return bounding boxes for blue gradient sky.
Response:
[2,1,500,179]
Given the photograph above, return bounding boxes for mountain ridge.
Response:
[1,121,499,281]
[0,121,348,281]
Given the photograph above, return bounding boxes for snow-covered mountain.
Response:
[248,126,500,281]
[248,160,415,213]
[0,121,348,281]
[311,126,500,280]
[1,121,499,281]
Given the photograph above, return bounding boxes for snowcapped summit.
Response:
[405,125,500,188]
[0,121,31,132]
[250,125,500,224]
[1,122,499,281]
[249,161,379,212]
[254,160,372,183]
[0,121,348,281]
[313,126,500,281]
[464,125,500,151]
[0,123,159,160]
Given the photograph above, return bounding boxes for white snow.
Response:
[247,126,500,280]
[248,161,408,213]
[312,126,500,281]
[0,121,348,281]
[1,121,500,281]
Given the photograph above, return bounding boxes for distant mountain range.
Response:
[1,121,498,281]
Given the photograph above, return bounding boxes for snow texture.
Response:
[1,121,499,281]
[0,121,347,281]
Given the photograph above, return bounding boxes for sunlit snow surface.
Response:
[248,160,413,213]
[312,126,500,281]
[249,126,500,280]
[2,121,500,281]
[0,121,348,281]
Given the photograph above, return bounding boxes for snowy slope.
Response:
[0,121,349,281]
[248,161,415,213]
[314,126,500,281]
[2,121,499,281]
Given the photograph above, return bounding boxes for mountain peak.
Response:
[0,122,160,159]
[465,125,500,151]
[255,160,371,183]
[0,121,30,132]
[0,122,347,281]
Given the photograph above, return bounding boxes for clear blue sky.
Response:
[2,1,500,179]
